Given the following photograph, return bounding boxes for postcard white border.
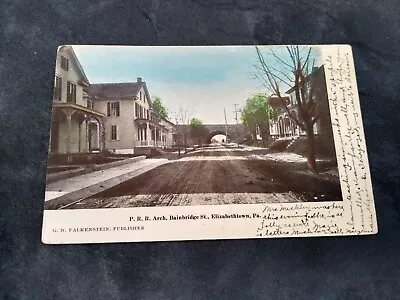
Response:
[42,45,377,244]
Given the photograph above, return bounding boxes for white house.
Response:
[87,78,176,155]
[49,46,104,160]
[159,117,177,147]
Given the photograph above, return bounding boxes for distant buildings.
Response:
[49,46,176,161]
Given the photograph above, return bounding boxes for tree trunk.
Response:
[306,125,318,173]
[259,122,271,146]
[178,133,182,157]
[184,133,187,153]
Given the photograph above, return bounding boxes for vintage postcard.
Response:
[42,45,377,244]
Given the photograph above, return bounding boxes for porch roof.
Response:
[134,118,169,131]
[52,101,105,118]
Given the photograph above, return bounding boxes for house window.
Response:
[107,101,120,116]
[53,75,62,101]
[87,100,94,109]
[139,129,143,141]
[111,125,118,140]
[146,109,149,120]
[66,81,76,103]
[60,56,69,71]
[134,103,139,118]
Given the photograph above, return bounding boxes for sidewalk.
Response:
[44,158,170,209]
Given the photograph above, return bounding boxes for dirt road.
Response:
[66,145,342,209]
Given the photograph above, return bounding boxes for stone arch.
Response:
[206,130,230,144]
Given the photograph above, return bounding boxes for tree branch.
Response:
[282,104,306,131]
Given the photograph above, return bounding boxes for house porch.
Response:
[49,102,105,163]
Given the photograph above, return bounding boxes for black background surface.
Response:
[1,1,400,299]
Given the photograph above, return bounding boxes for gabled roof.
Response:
[58,45,90,85]
[87,82,151,102]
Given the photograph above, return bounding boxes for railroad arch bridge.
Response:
[177,124,251,145]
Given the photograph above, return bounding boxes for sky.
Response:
[72,45,321,124]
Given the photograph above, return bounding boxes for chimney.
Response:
[137,77,142,83]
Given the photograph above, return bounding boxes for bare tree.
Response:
[172,107,192,156]
[254,45,320,173]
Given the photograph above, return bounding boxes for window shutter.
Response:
[54,76,62,101]
[116,102,120,116]
[72,84,76,103]
[58,77,62,101]
[107,102,111,116]
[116,125,119,140]
[66,81,70,102]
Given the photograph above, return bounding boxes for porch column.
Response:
[147,123,151,146]
[155,128,158,147]
[66,113,72,163]
[100,122,105,152]
[96,121,100,150]
[78,122,81,152]
[85,117,89,152]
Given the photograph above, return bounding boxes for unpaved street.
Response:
[66,145,342,209]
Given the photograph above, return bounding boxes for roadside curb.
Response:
[46,155,146,184]
[44,159,169,210]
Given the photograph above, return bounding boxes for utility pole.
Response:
[224,108,228,144]
[233,104,240,147]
